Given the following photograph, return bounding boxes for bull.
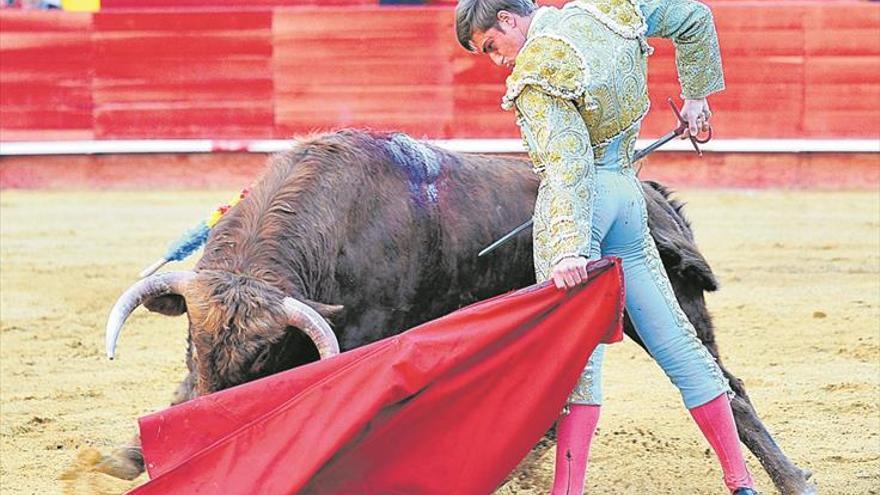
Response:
[100,129,814,494]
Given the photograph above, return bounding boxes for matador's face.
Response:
[470,11,528,70]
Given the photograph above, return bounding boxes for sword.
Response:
[478,98,711,258]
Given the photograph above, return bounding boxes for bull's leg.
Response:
[718,361,817,495]
[676,290,817,495]
[95,372,198,480]
[626,303,817,495]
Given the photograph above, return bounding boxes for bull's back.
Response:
[406,153,538,320]
[333,142,541,346]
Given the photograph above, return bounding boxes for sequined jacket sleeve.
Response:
[639,0,725,99]
[515,85,595,266]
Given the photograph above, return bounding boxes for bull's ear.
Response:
[303,299,345,321]
[144,295,187,316]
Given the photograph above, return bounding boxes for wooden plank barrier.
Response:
[1,1,878,141]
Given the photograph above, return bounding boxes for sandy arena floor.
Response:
[1,188,878,494]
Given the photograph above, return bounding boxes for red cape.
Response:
[130,258,624,495]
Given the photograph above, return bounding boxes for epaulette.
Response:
[501,35,589,111]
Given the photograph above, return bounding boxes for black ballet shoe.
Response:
[732,488,760,495]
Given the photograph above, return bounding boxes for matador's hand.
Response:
[680,98,712,137]
[550,256,590,290]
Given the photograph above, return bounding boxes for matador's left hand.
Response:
[550,256,590,290]
[680,98,712,137]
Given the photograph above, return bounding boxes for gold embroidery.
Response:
[502,36,589,111]
[640,0,725,98]
[509,0,725,277]
[570,0,647,39]
[505,6,650,147]
[515,85,595,277]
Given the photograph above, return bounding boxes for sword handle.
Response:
[668,97,712,155]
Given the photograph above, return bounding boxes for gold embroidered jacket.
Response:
[504,0,724,272]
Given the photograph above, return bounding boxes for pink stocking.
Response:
[551,404,600,495]
[689,394,755,492]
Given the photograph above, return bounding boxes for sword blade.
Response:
[477,128,684,258]
[477,220,534,257]
[632,129,678,162]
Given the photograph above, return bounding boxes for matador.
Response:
[456,1,759,493]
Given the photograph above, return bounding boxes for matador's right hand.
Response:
[680,98,712,137]
[550,256,590,290]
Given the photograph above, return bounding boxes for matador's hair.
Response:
[455,0,537,52]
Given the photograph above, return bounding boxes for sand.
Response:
[1,189,878,494]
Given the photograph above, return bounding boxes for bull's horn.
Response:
[105,271,196,360]
[282,297,340,359]
[302,299,345,320]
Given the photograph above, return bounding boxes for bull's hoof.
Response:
[59,448,139,495]
[777,472,818,495]
[93,450,145,481]
[782,483,818,495]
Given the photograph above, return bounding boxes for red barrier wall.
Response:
[1,1,879,141]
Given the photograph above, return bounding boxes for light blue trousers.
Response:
[566,168,730,409]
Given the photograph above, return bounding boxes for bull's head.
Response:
[105,270,341,395]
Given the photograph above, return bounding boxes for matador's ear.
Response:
[496,10,514,25]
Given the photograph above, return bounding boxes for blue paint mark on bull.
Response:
[385,133,444,208]
[425,184,439,203]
